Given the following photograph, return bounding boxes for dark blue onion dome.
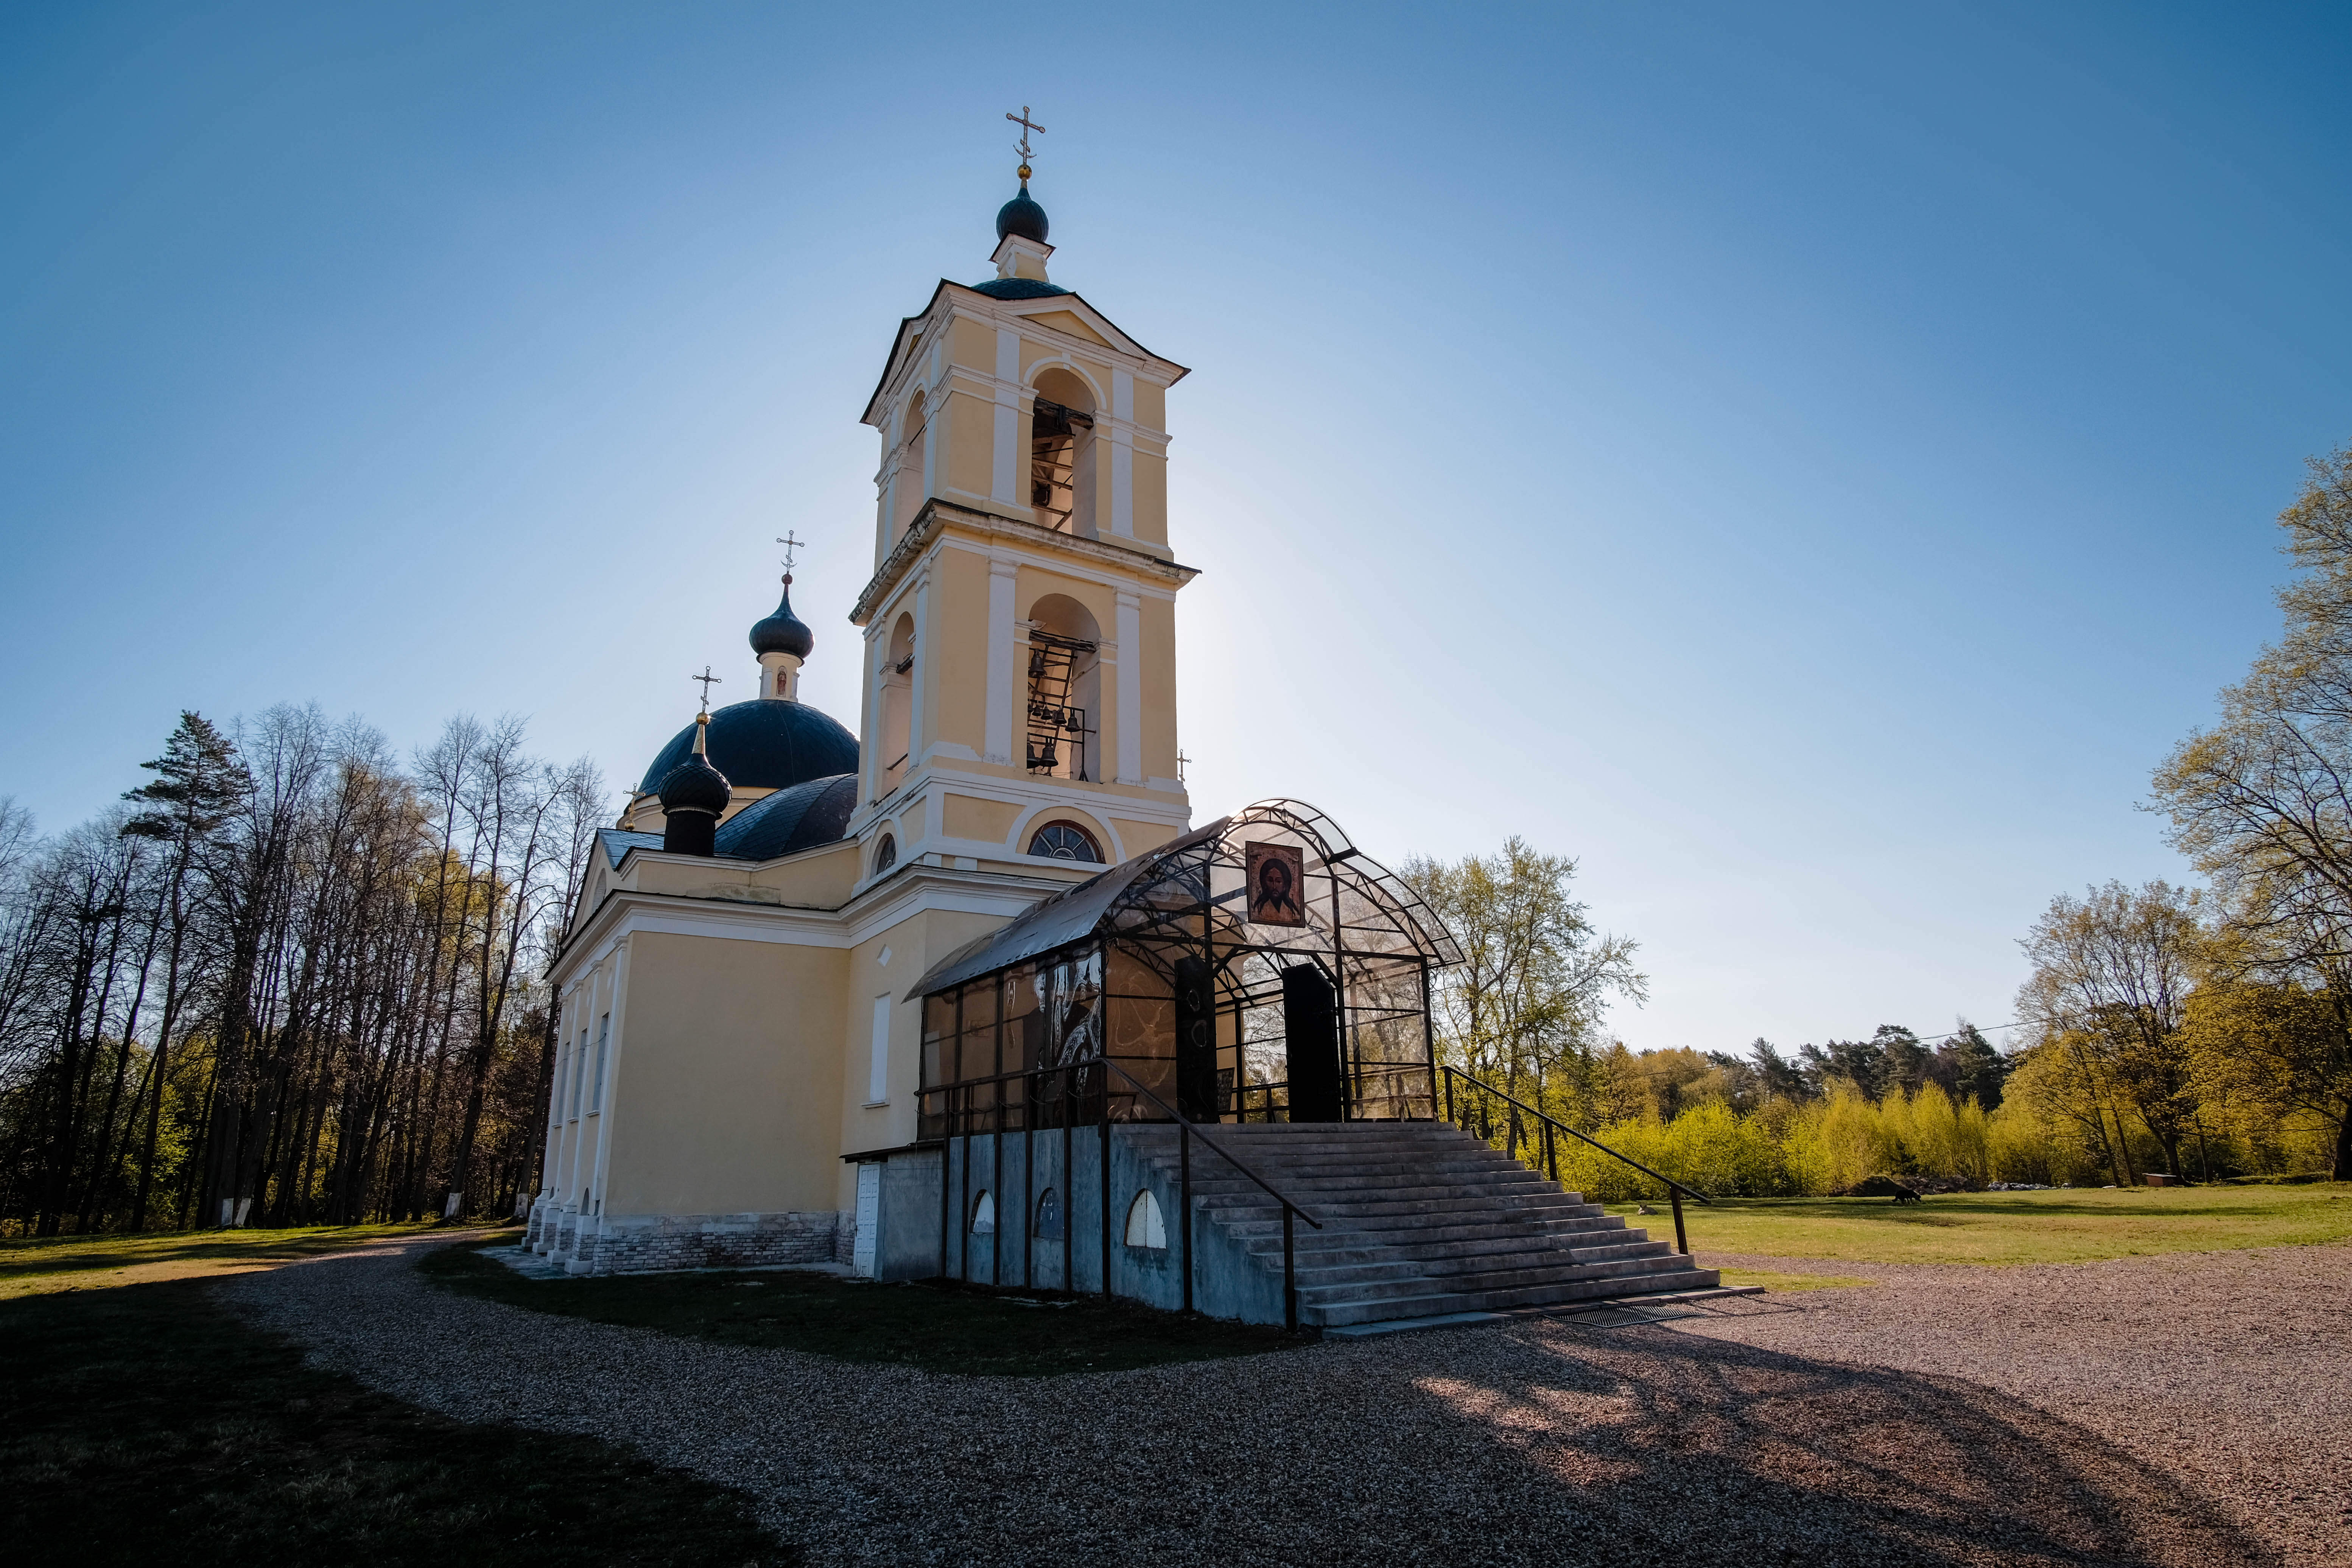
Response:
[749,575,814,659]
[713,774,857,860]
[996,178,1048,243]
[639,698,858,795]
[657,713,731,856]
[657,718,732,819]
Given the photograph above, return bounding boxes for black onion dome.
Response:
[749,578,814,659]
[656,746,730,818]
[713,774,857,860]
[638,699,859,794]
[969,277,1071,299]
[996,181,1048,243]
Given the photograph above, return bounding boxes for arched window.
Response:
[970,1190,995,1235]
[1034,1187,1062,1239]
[873,833,897,875]
[1027,821,1102,863]
[1124,1189,1166,1250]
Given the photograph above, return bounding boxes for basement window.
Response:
[1124,1190,1166,1250]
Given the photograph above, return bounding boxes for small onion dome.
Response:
[996,179,1048,244]
[657,716,732,819]
[749,575,814,660]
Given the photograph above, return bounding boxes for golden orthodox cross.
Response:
[1006,105,1045,163]
[775,531,803,578]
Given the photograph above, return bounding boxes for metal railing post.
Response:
[1062,1064,1074,1291]
[1670,1186,1687,1256]
[1099,1081,1112,1304]
[1180,1122,1194,1314]
[1283,1205,1297,1333]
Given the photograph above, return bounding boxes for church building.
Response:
[527,155,1718,1329]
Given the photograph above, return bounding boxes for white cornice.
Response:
[851,498,1195,627]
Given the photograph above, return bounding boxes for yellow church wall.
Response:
[606,931,847,1218]
[1141,596,1181,780]
[949,315,994,373]
[837,905,1018,1212]
[1133,448,1168,545]
[943,793,1022,844]
[943,388,995,500]
[1112,818,1180,855]
[927,549,990,753]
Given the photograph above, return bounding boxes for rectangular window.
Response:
[570,1028,587,1119]
[869,995,892,1104]
[592,1015,609,1112]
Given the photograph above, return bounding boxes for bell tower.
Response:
[848,142,1194,883]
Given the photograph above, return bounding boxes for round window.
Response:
[1027,821,1102,863]
[873,833,897,874]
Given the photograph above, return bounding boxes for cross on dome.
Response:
[1005,104,1045,170]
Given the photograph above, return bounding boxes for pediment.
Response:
[1024,309,1112,348]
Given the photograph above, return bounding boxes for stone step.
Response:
[1285,1241,1679,1291]
[1305,1267,1723,1327]
[1218,1211,1638,1250]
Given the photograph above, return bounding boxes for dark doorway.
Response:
[1175,956,1219,1121]
[1282,962,1342,1122]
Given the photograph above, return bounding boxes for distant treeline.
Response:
[0,708,602,1236]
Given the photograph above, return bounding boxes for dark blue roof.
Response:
[969,277,1071,299]
[639,699,858,794]
[597,828,664,869]
[713,774,858,861]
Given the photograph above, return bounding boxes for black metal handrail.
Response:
[925,1057,1325,1331]
[1438,1064,1712,1256]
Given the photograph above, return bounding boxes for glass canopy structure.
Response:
[907,800,1461,1138]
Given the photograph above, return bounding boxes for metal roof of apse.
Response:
[903,800,1463,1002]
[638,699,858,794]
[905,819,1225,1001]
[713,774,857,861]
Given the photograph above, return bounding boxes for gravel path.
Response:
[223,1236,2346,1567]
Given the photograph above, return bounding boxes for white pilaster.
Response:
[579,937,630,1267]
[984,557,1018,765]
[992,329,1022,506]
[1115,591,1144,785]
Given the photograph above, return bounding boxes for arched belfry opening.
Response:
[879,612,915,795]
[1029,367,1096,536]
[907,800,1460,1141]
[1024,593,1099,782]
[893,389,928,540]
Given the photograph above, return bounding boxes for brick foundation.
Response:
[580,1210,845,1275]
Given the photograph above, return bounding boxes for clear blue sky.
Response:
[5,3,2347,1057]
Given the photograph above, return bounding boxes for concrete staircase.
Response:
[1126,1120,1718,1329]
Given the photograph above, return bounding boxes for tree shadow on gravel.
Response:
[1403,1316,2274,1568]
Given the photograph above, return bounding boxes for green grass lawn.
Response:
[0,1220,442,1298]
[426,1232,1306,1376]
[1624,1180,2352,1266]
[0,1270,791,1566]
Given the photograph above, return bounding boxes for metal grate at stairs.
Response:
[1125,1121,1720,1329]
